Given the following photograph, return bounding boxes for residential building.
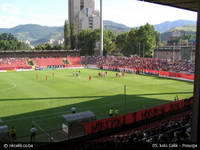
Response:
[68,0,100,32]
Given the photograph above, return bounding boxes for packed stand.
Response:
[81,56,194,74]
[93,111,192,144]
[57,111,192,150]
[0,55,195,74]
[0,57,31,70]
[0,56,82,70]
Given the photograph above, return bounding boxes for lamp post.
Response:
[100,0,103,56]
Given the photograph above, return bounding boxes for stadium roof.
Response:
[63,111,96,123]
[139,0,199,12]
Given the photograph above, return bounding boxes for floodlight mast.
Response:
[100,0,103,56]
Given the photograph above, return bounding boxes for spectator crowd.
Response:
[103,111,192,144]
[0,57,30,69]
[81,56,194,74]
[0,55,195,74]
[60,111,193,150]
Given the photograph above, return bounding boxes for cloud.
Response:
[0,2,66,28]
[25,13,66,26]
[0,13,66,28]
[0,16,27,28]
[0,0,197,28]
[102,0,197,27]
[0,3,21,15]
[0,3,23,28]
[0,2,67,28]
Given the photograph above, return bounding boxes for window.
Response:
[80,0,84,10]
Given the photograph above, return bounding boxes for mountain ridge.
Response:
[0,20,196,45]
[154,20,196,33]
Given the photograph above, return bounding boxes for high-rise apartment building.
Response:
[68,0,100,32]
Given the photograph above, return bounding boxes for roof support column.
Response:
[191,1,200,143]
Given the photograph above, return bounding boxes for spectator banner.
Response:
[86,65,99,69]
[67,57,81,65]
[84,115,126,134]
[84,98,193,135]
[100,66,194,81]
[64,65,83,68]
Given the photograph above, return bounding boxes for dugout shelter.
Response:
[62,111,96,139]
[0,125,9,142]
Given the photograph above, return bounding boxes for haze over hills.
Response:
[170,25,196,32]
[104,20,197,33]
[154,20,196,33]
[0,24,63,46]
[103,20,130,32]
[0,20,196,46]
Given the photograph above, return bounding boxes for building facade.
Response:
[154,45,195,62]
[68,0,100,32]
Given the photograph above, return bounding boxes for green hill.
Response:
[0,21,130,46]
[0,24,64,46]
[155,20,196,33]
[104,20,130,32]
[160,24,196,42]
[0,20,197,45]
[170,25,196,32]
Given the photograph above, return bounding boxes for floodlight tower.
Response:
[100,0,103,56]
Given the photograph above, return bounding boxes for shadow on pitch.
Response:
[0,92,193,142]
[0,91,193,102]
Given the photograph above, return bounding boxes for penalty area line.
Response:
[32,121,56,142]
[0,83,17,92]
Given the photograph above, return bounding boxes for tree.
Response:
[116,32,128,52]
[64,20,70,50]
[70,24,77,49]
[126,28,138,56]
[155,31,160,47]
[34,43,63,50]
[103,30,117,55]
[76,23,158,57]
[78,29,98,55]
[0,33,31,50]
[77,29,117,56]
[115,24,158,57]
[0,33,16,41]
[136,23,157,57]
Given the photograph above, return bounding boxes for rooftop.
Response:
[139,0,198,12]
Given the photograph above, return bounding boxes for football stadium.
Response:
[0,0,199,150]
[0,54,195,143]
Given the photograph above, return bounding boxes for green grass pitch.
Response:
[0,69,193,142]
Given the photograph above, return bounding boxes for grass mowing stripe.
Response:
[0,69,193,141]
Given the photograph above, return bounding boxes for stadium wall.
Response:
[100,66,194,81]
[85,65,99,69]
[16,69,34,72]
[0,58,194,81]
[84,98,193,135]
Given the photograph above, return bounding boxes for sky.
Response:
[0,0,197,28]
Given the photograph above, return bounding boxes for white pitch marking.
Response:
[0,83,17,92]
